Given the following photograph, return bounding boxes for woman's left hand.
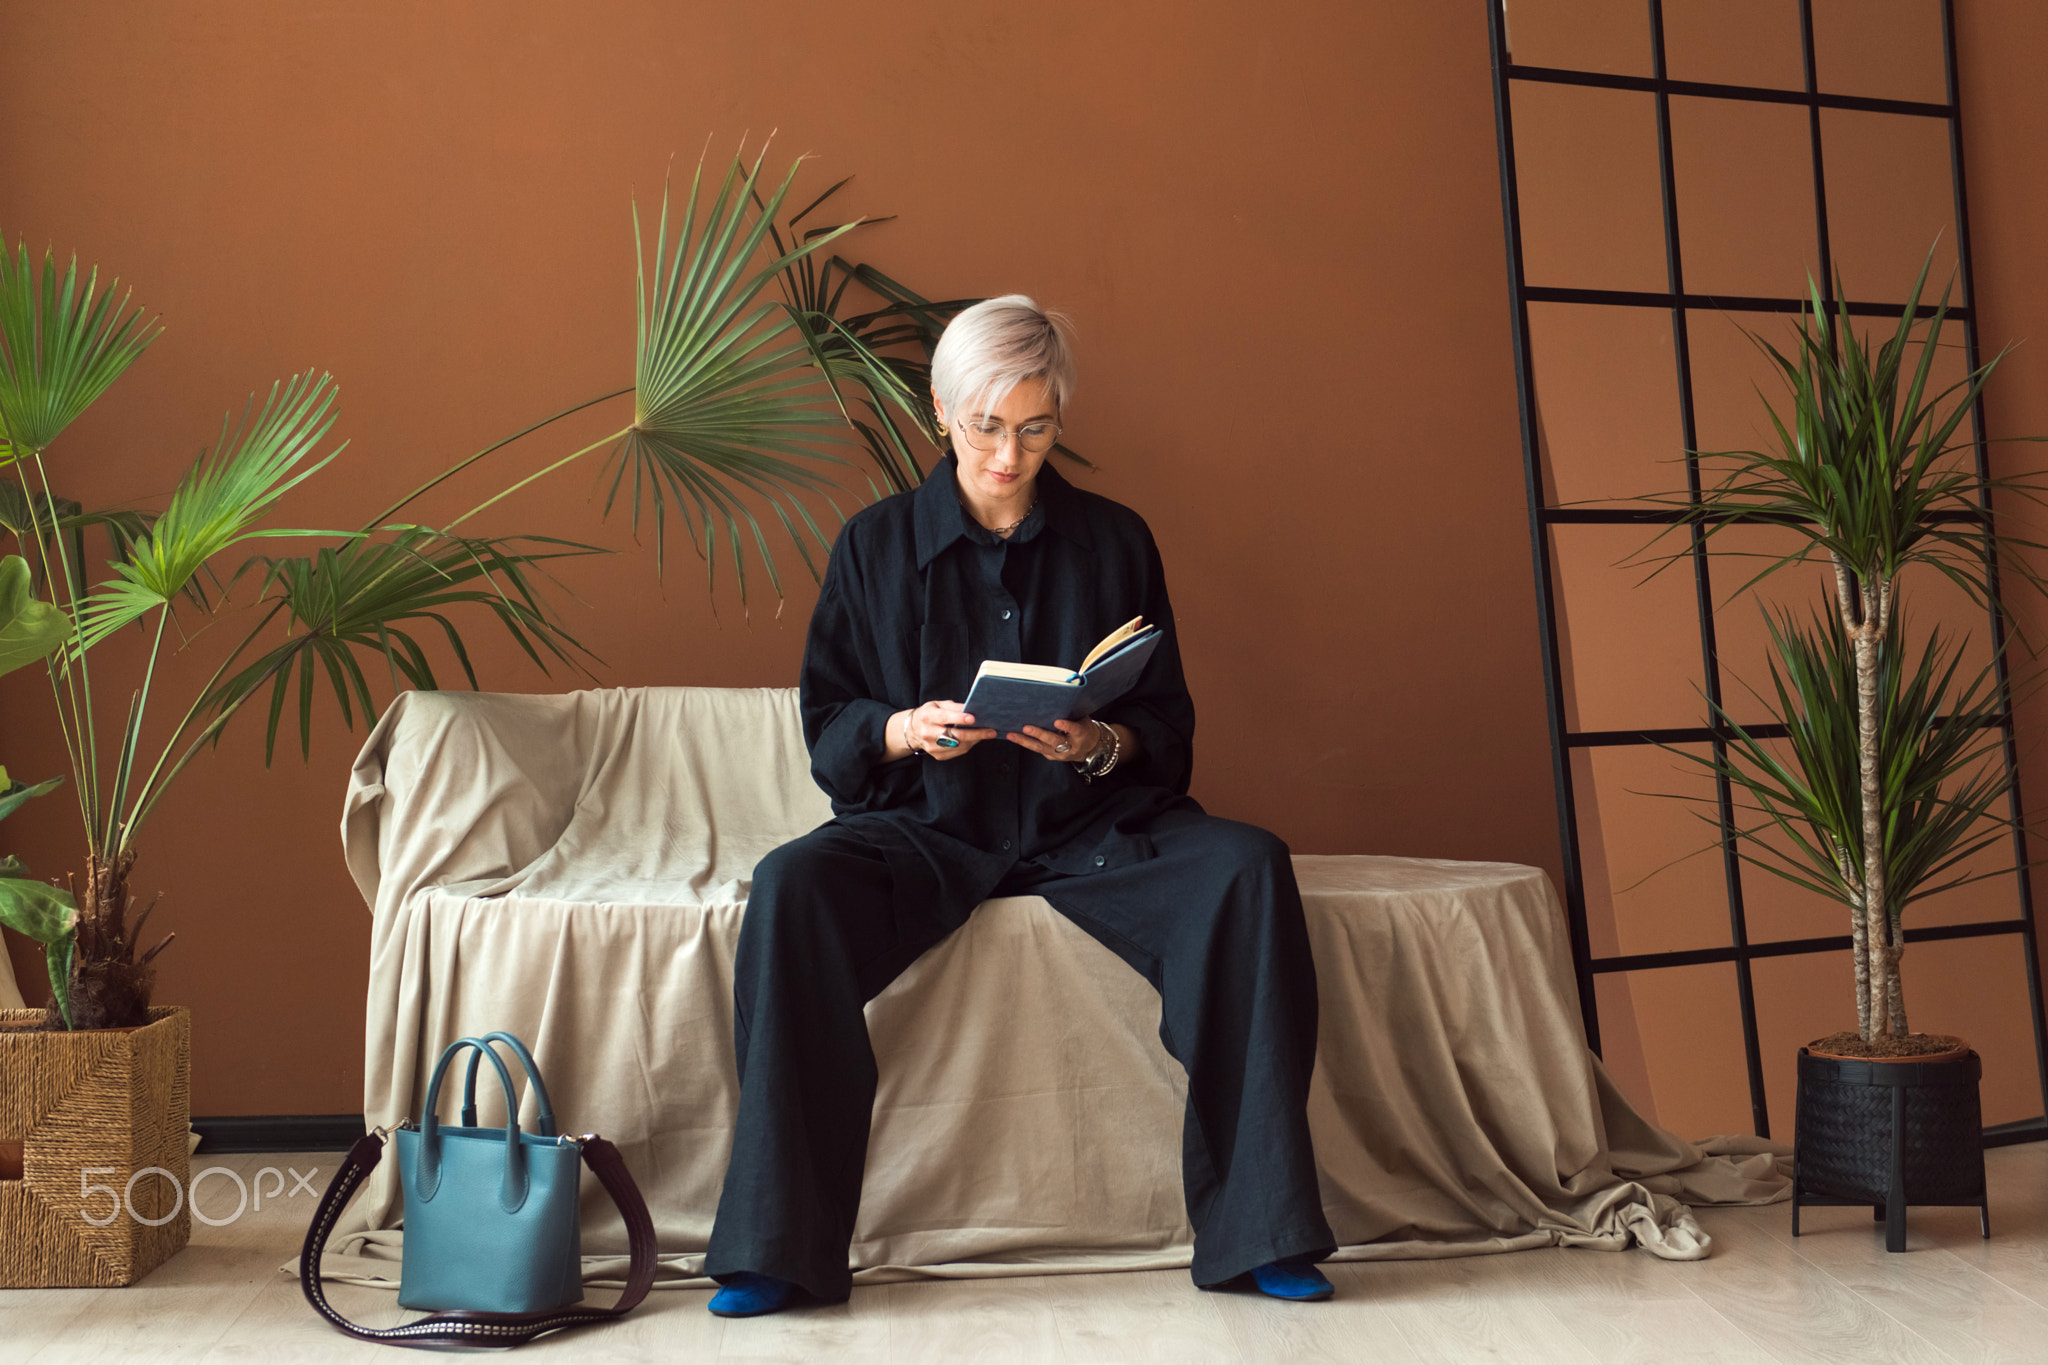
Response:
[1008,718,1101,762]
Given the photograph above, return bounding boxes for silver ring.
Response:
[1055,742,1070,753]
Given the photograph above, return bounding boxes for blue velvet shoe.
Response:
[1250,1258,1334,1302]
[708,1271,798,1317]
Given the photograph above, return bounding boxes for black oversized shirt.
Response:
[799,452,1199,921]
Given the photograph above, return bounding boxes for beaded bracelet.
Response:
[1074,718,1120,781]
[1091,720,1121,776]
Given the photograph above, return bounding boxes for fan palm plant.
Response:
[0,148,966,1030]
[1645,253,2048,1050]
[380,151,989,598]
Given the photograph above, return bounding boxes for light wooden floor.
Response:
[5,1144,2047,1363]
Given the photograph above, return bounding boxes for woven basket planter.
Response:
[1791,1045,1987,1253]
[0,1005,192,1287]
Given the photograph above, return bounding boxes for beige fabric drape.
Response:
[295,687,1787,1291]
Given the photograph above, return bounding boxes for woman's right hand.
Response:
[896,700,998,761]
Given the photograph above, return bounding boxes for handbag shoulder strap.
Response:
[299,1129,659,1349]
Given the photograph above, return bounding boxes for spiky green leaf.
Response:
[1629,249,2048,633]
[1660,600,2017,920]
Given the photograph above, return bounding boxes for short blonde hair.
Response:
[931,294,1076,424]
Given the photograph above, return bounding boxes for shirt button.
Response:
[1094,855,1106,866]
[1001,838,1014,851]
[1000,609,1013,620]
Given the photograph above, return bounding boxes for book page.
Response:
[1079,616,1147,673]
[976,659,1082,685]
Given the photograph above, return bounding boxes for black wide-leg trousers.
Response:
[702,806,1335,1301]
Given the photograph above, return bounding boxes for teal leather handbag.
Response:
[396,1032,582,1311]
[300,1031,657,1349]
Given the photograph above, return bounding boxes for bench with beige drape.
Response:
[297,686,1787,1292]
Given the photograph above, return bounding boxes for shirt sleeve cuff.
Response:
[810,698,903,803]
[1097,702,1189,792]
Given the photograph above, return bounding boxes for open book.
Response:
[961,616,1162,738]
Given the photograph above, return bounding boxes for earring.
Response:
[935,419,948,435]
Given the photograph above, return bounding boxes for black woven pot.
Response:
[1792,1046,1987,1252]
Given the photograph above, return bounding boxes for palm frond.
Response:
[199,526,606,765]
[70,372,344,650]
[0,239,160,456]
[0,481,195,608]
[99,514,606,852]
[603,150,867,601]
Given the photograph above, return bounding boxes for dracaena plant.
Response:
[0,148,970,1030]
[1640,250,2048,1049]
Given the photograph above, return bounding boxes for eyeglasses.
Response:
[955,418,1063,455]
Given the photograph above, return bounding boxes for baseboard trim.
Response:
[1983,1115,2048,1148]
[190,1113,367,1153]
[189,1111,2046,1155]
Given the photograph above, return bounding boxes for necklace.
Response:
[968,496,1037,538]
[991,500,1036,537]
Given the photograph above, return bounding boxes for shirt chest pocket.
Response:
[917,622,972,701]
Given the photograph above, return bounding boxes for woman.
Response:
[703,296,1335,1315]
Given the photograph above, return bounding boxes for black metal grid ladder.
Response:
[1485,0,2048,1142]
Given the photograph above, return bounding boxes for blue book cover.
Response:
[962,618,1162,737]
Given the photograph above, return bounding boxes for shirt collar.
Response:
[913,452,1093,570]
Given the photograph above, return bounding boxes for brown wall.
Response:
[7,1,2046,1135]
[0,2,1559,1115]
[1961,0,2048,1126]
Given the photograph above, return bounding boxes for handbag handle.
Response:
[416,1037,529,1212]
[459,1031,559,1137]
[299,1126,659,1349]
